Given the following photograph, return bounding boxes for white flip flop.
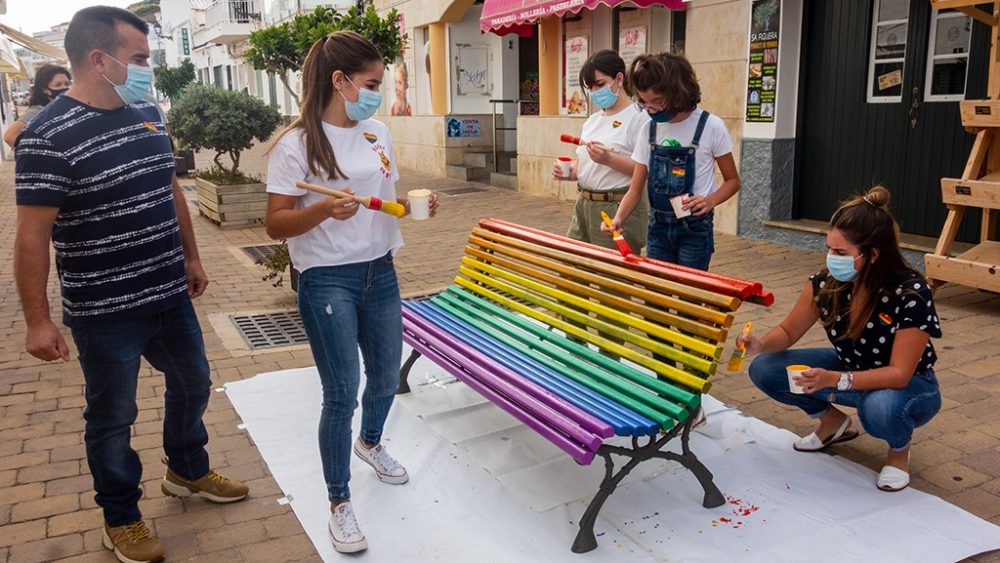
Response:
[793,416,859,452]
[877,465,910,492]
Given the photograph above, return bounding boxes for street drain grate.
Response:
[241,244,284,264]
[438,186,486,196]
[231,311,308,350]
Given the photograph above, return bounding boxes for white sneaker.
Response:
[353,438,409,485]
[329,502,367,553]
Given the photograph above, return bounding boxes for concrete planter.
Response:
[194,176,267,229]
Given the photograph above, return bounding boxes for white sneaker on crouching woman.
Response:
[353,437,409,484]
[329,501,367,553]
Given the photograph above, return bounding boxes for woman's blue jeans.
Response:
[70,300,211,527]
[748,348,941,450]
[297,253,403,502]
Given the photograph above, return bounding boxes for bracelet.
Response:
[847,371,854,390]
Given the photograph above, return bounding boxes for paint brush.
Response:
[561,134,621,154]
[726,321,753,372]
[295,180,406,218]
[600,211,634,258]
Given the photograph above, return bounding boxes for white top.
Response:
[575,103,649,191]
[630,108,734,197]
[266,119,403,272]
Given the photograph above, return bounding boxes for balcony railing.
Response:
[206,0,261,28]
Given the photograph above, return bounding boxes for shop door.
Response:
[796,0,990,240]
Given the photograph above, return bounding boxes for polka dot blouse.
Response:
[809,273,942,373]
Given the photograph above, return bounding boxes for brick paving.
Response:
[2,141,1000,562]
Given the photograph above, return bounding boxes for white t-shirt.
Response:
[630,109,734,197]
[266,119,403,272]
[575,103,649,191]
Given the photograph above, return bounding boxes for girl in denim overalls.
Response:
[606,53,741,270]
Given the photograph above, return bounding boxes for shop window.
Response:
[867,0,909,103]
[671,10,686,53]
[924,10,972,102]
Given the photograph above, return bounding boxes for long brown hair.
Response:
[627,52,700,114]
[270,31,383,180]
[817,186,922,340]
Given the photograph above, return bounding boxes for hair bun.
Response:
[865,185,891,209]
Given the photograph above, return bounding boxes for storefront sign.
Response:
[618,26,646,67]
[563,35,588,115]
[181,28,190,56]
[446,117,481,138]
[745,0,780,123]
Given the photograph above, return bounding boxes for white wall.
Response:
[447,4,503,115]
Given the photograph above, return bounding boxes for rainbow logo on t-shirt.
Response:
[878,312,893,326]
[363,132,378,144]
[612,120,622,128]
[142,122,158,133]
[672,167,686,177]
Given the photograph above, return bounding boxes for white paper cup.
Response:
[670,194,692,218]
[786,364,809,394]
[557,157,573,179]
[407,189,432,220]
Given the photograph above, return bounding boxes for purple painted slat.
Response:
[403,328,595,465]
[404,308,611,447]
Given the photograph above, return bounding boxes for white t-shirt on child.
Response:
[575,103,649,191]
[630,108,734,198]
[266,119,403,272]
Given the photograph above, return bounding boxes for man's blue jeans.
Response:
[748,348,941,450]
[70,300,211,526]
[297,253,403,502]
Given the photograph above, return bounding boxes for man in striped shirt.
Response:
[13,7,248,563]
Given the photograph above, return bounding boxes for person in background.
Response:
[743,186,942,492]
[605,52,740,270]
[3,64,72,147]
[555,49,648,253]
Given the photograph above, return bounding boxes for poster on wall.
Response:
[457,46,490,96]
[446,117,481,138]
[563,35,589,115]
[618,26,647,68]
[745,0,780,123]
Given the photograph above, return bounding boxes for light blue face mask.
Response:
[826,253,863,282]
[102,53,154,105]
[343,75,382,121]
[590,80,621,110]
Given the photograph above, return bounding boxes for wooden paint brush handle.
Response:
[294,180,406,218]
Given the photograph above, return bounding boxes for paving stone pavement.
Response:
[2,142,1000,562]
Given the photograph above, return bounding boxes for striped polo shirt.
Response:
[14,95,187,327]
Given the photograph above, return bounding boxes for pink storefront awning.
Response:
[481,0,686,34]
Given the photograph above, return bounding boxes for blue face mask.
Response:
[102,53,154,105]
[826,253,862,282]
[343,76,382,121]
[590,80,620,110]
[648,110,676,123]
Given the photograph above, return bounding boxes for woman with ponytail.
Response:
[742,186,942,492]
[264,31,437,553]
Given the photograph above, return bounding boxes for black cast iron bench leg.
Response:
[397,348,421,395]
[571,418,725,553]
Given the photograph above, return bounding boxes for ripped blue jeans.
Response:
[297,253,403,502]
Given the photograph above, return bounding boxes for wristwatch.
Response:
[836,371,854,391]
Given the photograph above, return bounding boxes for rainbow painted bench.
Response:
[399,219,772,553]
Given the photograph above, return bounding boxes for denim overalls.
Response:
[645,111,715,270]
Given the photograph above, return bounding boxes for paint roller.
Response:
[295,180,406,218]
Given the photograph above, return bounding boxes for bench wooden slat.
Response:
[456,268,715,392]
[465,244,728,342]
[403,308,611,448]
[460,255,722,364]
[433,291,690,430]
[413,301,660,435]
[470,228,741,314]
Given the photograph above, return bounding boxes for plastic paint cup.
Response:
[670,194,692,218]
[557,156,573,179]
[407,189,432,220]
[786,365,810,394]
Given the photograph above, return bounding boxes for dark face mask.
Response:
[48,88,69,99]
[648,110,676,123]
